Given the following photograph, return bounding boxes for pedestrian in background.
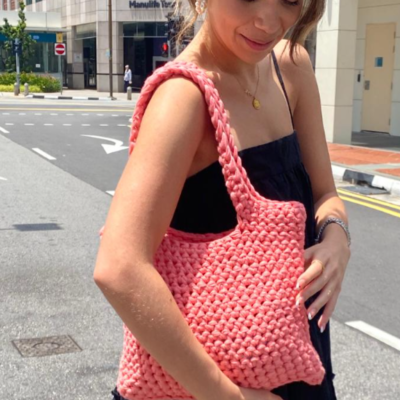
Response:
[124,65,132,93]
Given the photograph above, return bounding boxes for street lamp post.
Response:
[108,0,114,99]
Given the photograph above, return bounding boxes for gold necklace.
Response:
[233,64,261,110]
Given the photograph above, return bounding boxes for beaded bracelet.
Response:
[315,216,351,247]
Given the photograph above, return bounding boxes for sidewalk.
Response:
[329,131,400,196]
[0,88,140,102]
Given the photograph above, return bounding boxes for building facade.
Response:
[23,0,192,92]
[0,4,64,79]
[315,0,400,141]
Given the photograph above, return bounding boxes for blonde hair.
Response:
[173,0,326,62]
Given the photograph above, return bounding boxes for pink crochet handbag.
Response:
[106,60,325,400]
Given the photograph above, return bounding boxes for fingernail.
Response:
[308,311,314,320]
[296,280,303,290]
[296,297,302,307]
[320,325,325,333]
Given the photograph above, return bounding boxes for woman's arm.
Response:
[278,42,351,330]
[93,77,242,400]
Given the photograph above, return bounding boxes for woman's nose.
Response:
[253,5,282,34]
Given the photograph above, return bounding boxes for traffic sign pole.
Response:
[54,43,66,95]
[58,55,62,95]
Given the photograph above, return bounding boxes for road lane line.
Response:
[339,195,400,218]
[63,124,72,126]
[0,177,7,181]
[44,124,54,126]
[0,127,10,134]
[50,113,58,115]
[34,113,42,115]
[82,124,91,126]
[25,123,34,126]
[32,148,56,161]
[100,124,108,126]
[118,124,128,127]
[112,115,119,117]
[66,113,74,116]
[346,321,400,351]
[19,113,26,115]
[5,123,14,126]
[2,112,10,115]
[337,188,400,211]
[106,191,115,196]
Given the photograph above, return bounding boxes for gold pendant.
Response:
[252,98,261,110]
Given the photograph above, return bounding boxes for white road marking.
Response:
[118,124,128,127]
[50,113,58,116]
[0,127,10,134]
[2,112,10,115]
[112,114,119,117]
[19,113,26,115]
[44,123,54,126]
[66,113,74,116]
[81,135,128,154]
[82,113,89,116]
[35,113,42,116]
[106,191,115,196]
[346,321,400,351]
[5,123,14,126]
[32,148,56,161]
[100,124,108,126]
[82,124,91,126]
[25,123,34,126]
[63,124,72,126]
[97,114,104,116]
[0,177,7,181]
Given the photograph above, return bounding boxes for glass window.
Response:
[26,0,33,4]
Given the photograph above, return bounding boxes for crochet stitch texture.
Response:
[109,61,325,400]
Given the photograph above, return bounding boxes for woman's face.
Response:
[206,0,303,62]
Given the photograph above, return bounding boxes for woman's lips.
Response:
[241,34,274,51]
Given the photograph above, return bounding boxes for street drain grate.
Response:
[12,335,82,358]
[342,185,389,195]
[13,223,62,231]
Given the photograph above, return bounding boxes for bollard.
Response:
[127,86,132,100]
[14,82,19,96]
[24,83,29,96]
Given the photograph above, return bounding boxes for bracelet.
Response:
[315,217,351,247]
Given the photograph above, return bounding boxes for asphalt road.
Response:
[1,100,400,399]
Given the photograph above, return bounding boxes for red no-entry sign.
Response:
[55,43,66,56]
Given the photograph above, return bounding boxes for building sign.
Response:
[129,0,175,8]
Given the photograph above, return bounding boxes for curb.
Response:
[26,94,115,101]
[332,164,400,196]
[25,94,138,101]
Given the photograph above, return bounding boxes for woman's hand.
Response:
[238,386,283,400]
[296,231,351,332]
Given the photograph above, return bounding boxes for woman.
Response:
[94,0,351,399]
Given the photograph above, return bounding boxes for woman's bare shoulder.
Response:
[272,39,316,108]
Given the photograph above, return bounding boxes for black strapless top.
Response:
[170,130,317,249]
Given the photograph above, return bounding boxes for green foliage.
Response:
[0,72,61,92]
[0,1,36,72]
[0,83,41,93]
